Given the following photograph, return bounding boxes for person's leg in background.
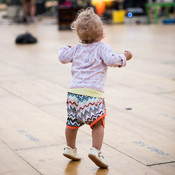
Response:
[22,0,28,21]
[22,0,35,22]
[30,0,35,21]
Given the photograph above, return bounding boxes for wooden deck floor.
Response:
[0,14,175,175]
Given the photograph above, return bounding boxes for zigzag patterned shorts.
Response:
[66,92,106,129]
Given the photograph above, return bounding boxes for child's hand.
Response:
[124,50,132,61]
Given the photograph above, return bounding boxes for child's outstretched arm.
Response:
[58,45,75,64]
[100,43,132,67]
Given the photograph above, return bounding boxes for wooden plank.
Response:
[16,141,122,175]
[16,136,161,175]
[105,85,175,128]
[0,62,24,77]
[0,142,41,175]
[40,103,67,122]
[0,88,10,97]
[2,80,67,106]
[160,92,175,101]
[150,163,175,175]
[106,69,175,94]
[126,59,175,80]
[0,94,65,150]
[102,86,175,165]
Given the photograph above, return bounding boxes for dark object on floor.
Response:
[125,108,132,110]
[15,32,37,44]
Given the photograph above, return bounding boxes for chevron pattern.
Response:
[66,92,106,128]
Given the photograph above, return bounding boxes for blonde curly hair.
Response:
[71,7,104,44]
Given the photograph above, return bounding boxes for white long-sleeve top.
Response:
[58,42,126,92]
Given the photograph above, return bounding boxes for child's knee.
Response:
[92,119,104,129]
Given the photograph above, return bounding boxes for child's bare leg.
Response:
[89,119,108,168]
[65,127,78,149]
[92,119,104,150]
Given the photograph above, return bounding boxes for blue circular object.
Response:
[128,12,133,18]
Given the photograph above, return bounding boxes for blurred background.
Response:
[0,0,175,28]
[0,1,175,175]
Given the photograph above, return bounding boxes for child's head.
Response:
[71,7,104,44]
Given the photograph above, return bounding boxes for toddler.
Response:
[58,7,132,169]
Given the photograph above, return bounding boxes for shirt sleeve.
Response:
[58,46,76,64]
[100,43,126,67]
